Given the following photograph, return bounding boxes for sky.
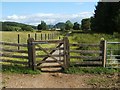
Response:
[1,2,98,26]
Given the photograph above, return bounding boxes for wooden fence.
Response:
[1,36,119,71]
[69,40,106,67]
[17,32,59,50]
[0,42,28,65]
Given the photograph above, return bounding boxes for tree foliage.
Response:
[21,25,33,31]
[81,18,91,31]
[54,22,65,31]
[1,22,35,31]
[91,2,120,34]
[65,20,73,30]
[37,21,47,30]
[73,22,81,30]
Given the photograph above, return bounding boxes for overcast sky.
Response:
[2,2,98,26]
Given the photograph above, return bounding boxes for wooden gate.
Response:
[27,37,70,71]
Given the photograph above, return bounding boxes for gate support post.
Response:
[63,37,70,70]
[27,38,36,70]
[100,40,107,67]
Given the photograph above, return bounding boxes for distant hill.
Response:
[0,21,37,31]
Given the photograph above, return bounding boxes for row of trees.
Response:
[37,19,91,31]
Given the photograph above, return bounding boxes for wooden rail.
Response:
[70,50,102,54]
[1,53,28,59]
[0,42,27,47]
[36,54,64,58]
[70,43,100,47]
[70,56,102,60]
[36,47,64,51]
[2,48,28,53]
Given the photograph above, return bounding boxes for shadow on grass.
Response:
[2,64,41,74]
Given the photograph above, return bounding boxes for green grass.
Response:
[69,32,120,43]
[64,67,120,74]
[2,64,41,74]
[1,31,59,43]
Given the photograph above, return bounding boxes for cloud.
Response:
[2,12,93,26]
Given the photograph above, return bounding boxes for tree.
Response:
[73,22,80,30]
[54,22,65,31]
[21,25,33,31]
[37,21,47,30]
[91,2,120,34]
[65,20,73,30]
[81,18,91,31]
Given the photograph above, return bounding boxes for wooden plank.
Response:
[83,59,102,61]
[63,37,70,69]
[36,60,64,64]
[36,44,63,67]
[36,47,64,51]
[33,40,63,44]
[107,42,120,44]
[0,42,27,47]
[36,54,64,58]
[27,38,36,70]
[2,48,28,53]
[35,33,37,40]
[71,62,102,67]
[107,55,120,57]
[39,65,61,68]
[1,59,27,65]
[70,50,102,54]
[18,34,20,50]
[70,43,100,47]
[100,40,107,67]
[70,56,102,60]
[1,53,28,59]
[37,42,63,66]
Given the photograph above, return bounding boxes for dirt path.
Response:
[39,44,64,72]
[2,73,119,88]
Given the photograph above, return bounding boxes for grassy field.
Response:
[0,31,59,43]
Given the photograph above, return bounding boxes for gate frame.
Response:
[27,37,70,70]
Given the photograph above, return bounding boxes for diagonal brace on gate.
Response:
[36,44,64,67]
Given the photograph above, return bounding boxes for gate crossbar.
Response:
[36,44,63,67]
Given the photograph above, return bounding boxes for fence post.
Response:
[18,34,20,50]
[41,34,43,40]
[48,34,49,40]
[27,38,36,70]
[100,40,107,67]
[28,34,30,38]
[45,34,47,40]
[63,37,70,70]
[35,33,37,40]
